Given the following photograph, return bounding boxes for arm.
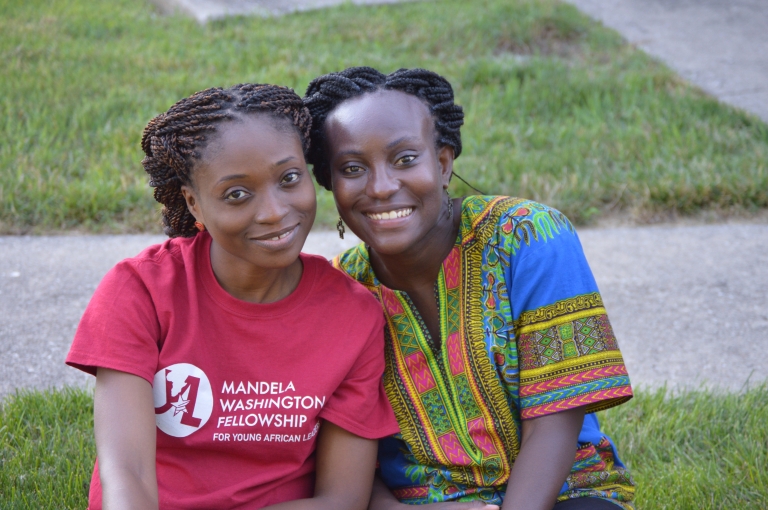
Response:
[369,475,499,510]
[501,407,585,510]
[263,421,377,510]
[94,367,158,510]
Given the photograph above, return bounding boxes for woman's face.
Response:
[182,114,316,272]
[324,89,454,256]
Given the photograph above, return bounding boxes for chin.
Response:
[365,233,415,257]
[256,251,303,270]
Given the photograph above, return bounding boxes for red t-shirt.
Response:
[66,233,399,509]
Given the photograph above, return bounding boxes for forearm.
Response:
[263,495,357,510]
[95,368,159,510]
[100,465,158,510]
[266,421,377,510]
[368,474,402,510]
[501,408,584,510]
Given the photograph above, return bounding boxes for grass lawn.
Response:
[1,386,767,508]
[1,0,767,233]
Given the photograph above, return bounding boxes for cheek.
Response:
[212,207,251,235]
[330,176,361,213]
[410,170,444,206]
[300,183,317,216]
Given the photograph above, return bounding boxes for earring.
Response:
[336,217,345,239]
[446,189,454,222]
[194,221,206,232]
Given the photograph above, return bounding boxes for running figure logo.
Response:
[153,363,213,437]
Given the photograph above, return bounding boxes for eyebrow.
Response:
[335,136,422,158]
[216,174,249,185]
[386,136,421,150]
[274,155,297,167]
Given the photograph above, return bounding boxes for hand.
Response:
[414,502,499,510]
[369,474,500,510]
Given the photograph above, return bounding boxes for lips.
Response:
[252,225,297,241]
[365,208,414,221]
[250,225,299,249]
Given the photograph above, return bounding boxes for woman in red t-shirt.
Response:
[66,84,399,509]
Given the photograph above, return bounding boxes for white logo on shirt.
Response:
[153,363,213,437]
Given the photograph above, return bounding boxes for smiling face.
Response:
[325,89,454,257]
[182,114,316,276]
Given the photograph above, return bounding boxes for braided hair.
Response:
[141,84,312,237]
[303,67,464,190]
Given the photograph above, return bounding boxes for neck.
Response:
[209,241,303,304]
[369,198,460,292]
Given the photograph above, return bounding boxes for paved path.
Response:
[2,223,767,398]
[150,0,422,23]
[0,232,361,398]
[3,1,767,398]
[151,0,768,120]
[564,0,768,122]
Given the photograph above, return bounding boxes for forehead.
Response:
[324,89,435,149]
[202,115,301,161]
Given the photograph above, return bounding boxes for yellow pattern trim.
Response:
[515,292,604,328]
[462,199,522,467]
[520,350,626,381]
[516,307,607,334]
[384,304,451,467]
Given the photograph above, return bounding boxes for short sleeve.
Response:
[319,313,400,439]
[66,262,161,383]
[502,203,632,420]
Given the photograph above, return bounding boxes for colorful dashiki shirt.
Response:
[333,197,635,508]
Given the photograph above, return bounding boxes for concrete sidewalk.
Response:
[2,0,767,398]
[564,0,768,122]
[152,0,768,122]
[0,232,361,397]
[2,223,767,398]
[149,0,423,23]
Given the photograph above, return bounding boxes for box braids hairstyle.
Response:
[141,84,312,237]
[303,67,464,190]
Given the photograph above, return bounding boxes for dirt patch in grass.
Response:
[495,18,585,57]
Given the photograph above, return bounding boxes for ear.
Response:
[181,185,202,223]
[437,145,455,189]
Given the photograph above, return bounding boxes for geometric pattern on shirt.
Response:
[557,437,636,509]
[515,292,632,418]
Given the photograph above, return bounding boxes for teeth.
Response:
[268,230,292,241]
[367,208,413,220]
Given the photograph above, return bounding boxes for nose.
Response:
[254,188,289,224]
[365,163,399,200]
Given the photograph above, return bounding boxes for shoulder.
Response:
[331,244,378,289]
[459,196,577,255]
[100,235,196,293]
[303,253,381,312]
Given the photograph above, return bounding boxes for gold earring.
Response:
[337,217,345,239]
[446,189,453,221]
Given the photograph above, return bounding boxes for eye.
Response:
[282,171,301,185]
[395,155,417,165]
[341,165,365,175]
[224,189,249,201]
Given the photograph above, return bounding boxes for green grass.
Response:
[602,386,768,509]
[0,388,95,509]
[2,387,767,508]
[1,0,767,233]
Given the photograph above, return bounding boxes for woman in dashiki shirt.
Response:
[303,67,636,510]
